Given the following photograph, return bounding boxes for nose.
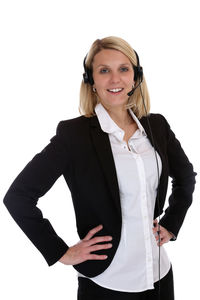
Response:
[109,71,121,84]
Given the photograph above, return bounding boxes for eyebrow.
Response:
[96,63,131,68]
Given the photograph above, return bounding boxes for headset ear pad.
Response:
[133,65,143,83]
[83,68,94,86]
[133,50,143,83]
[87,68,94,86]
[83,56,94,86]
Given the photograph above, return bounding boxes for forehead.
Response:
[93,49,131,66]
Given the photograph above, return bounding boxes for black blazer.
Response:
[3,113,196,277]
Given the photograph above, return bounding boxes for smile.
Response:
[107,88,124,94]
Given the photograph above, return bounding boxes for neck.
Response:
[103,104,134,129]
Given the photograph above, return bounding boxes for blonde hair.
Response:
[79,36,150,119]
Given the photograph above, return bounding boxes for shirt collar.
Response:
[94,103,146,136]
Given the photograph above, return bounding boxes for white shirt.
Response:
[78,103,171,292]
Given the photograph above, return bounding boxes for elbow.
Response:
[3,190,11,207]
[3,189,15,213]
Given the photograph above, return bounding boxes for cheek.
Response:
[94,77,108,91]
[124,73,134,84]
[96,87,107,98]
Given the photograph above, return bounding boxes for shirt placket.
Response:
[129,142,154,289]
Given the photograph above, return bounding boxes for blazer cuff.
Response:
[169,231,177,241]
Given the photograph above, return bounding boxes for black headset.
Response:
[83,49,143,86]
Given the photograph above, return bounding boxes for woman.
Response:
[3,36,196,300]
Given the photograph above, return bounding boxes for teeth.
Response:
[108,88,123,92]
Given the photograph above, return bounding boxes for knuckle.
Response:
[104,236,111,241]
[82,239,89,246]
[88,254,96,260]
[93,245,101,251]
[91,235,112,244]
[91,237,99,243]
[90,254,102,260]
[89,229,95,235]
[92,236,109,244]
[94,243,112,251]
[92,244,102,251]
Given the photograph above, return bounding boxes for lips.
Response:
[107,88,124,94]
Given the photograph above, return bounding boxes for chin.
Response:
[102,98,128,109]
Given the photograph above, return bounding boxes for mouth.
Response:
[107,88,124,94]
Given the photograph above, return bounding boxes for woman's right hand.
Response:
[59,224,113,265]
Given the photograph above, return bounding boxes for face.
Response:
[92,49,134,111]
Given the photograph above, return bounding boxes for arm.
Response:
[3,122,69,266]
[159,116,197,238]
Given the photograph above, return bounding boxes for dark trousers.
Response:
[77,266,174,300]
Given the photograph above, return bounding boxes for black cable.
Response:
[139,83,161,300]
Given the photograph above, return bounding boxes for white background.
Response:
[0,0,199,299]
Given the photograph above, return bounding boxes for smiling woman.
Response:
[3,36,196,300]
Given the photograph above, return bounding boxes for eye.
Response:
[100,68,109,74]
[120,67,129,72]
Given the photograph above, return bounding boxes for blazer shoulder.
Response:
[58,115,89,128]
[149,113,175,134]
[56,115,90,134]
[141,113,170,131]
[148,113,168,124]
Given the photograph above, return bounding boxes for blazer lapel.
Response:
[140,116,166,169]
[140,117,157,147]
[140,115,168,216]
[89,116,122,217]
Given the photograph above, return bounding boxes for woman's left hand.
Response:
[152,219,173,246]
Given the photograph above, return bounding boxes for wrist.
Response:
[59,249,70,264]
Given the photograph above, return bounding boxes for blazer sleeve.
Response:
[159,115,197,238]
[3,121,70,266]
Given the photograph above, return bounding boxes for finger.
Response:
[155,234,162,242]
[153,219,158,226]
[87,254,108,260]
[87,235,113,246]
[157,236,169,246]
[159,229,169,240]
[155,231,163,241]
[152,226,159,234]
[160,227,173,240]
[89,243,112,252]
[83,225,103,241]
[152,220,159,232]
[153,220,158,229]
[158,240,165,246]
